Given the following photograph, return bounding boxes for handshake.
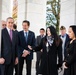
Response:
[0,58,5,64]
[22,45,33,57]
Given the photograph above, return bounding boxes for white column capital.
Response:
[60,0,76,32]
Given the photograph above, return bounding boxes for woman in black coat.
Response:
[28,26,62,75]
[63,25,76,75]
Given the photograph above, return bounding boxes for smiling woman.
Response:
[63,25,76,75]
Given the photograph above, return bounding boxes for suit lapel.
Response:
[65,34,68,46]
[39,35,42,40]
[38,36,41,44]
[22,31,26,44]
[39,36,41,40]
[5,28,12,42]
[12,31,15,44]
[27,31,31,44]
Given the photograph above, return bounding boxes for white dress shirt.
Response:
[6,27,11,35]
[60,34,66,60]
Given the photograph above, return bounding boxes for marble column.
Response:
[17,0,27,31]
[60,0,76,32]
[17,0,46,35]
[2,0,12,20]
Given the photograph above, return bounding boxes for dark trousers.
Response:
[0,65,5,75]
[15,64,19,75]
[36,52,42,75]
[64,69,69,75]
[0,69,1,75]
[0,65,2,75]
[4,63,14,75]
[19,57,32,75]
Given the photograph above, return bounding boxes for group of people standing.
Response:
[0,17,76,75]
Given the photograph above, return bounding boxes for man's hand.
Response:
[63,62,68,69]
[28,45,32,50]
[22,50,30,57]
[0,58,5,64]
[15,57,18,65]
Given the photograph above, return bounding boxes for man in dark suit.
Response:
[36,28,45,75]
[1,17,18,75]
[18,20,35,75]
[59,26,70,75]
[60,26,70,61]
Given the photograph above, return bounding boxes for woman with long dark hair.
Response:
[28,26,62,75]
[63,25,76,75]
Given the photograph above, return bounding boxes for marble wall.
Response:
[60,0,76,32]
[17,0,46,35]
[2,0,12,20]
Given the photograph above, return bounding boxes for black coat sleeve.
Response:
[18,34,25,57]
[33,38,43,52]
[65,41,76,67]
[57,41,62,66]
[36,36,39,46]
[31,32,36,47]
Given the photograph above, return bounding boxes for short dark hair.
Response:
[60,26,66,30]
[40,28,45,31]
[13,24,17,29]
[22,20,30,26]
[6,17,14,22]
